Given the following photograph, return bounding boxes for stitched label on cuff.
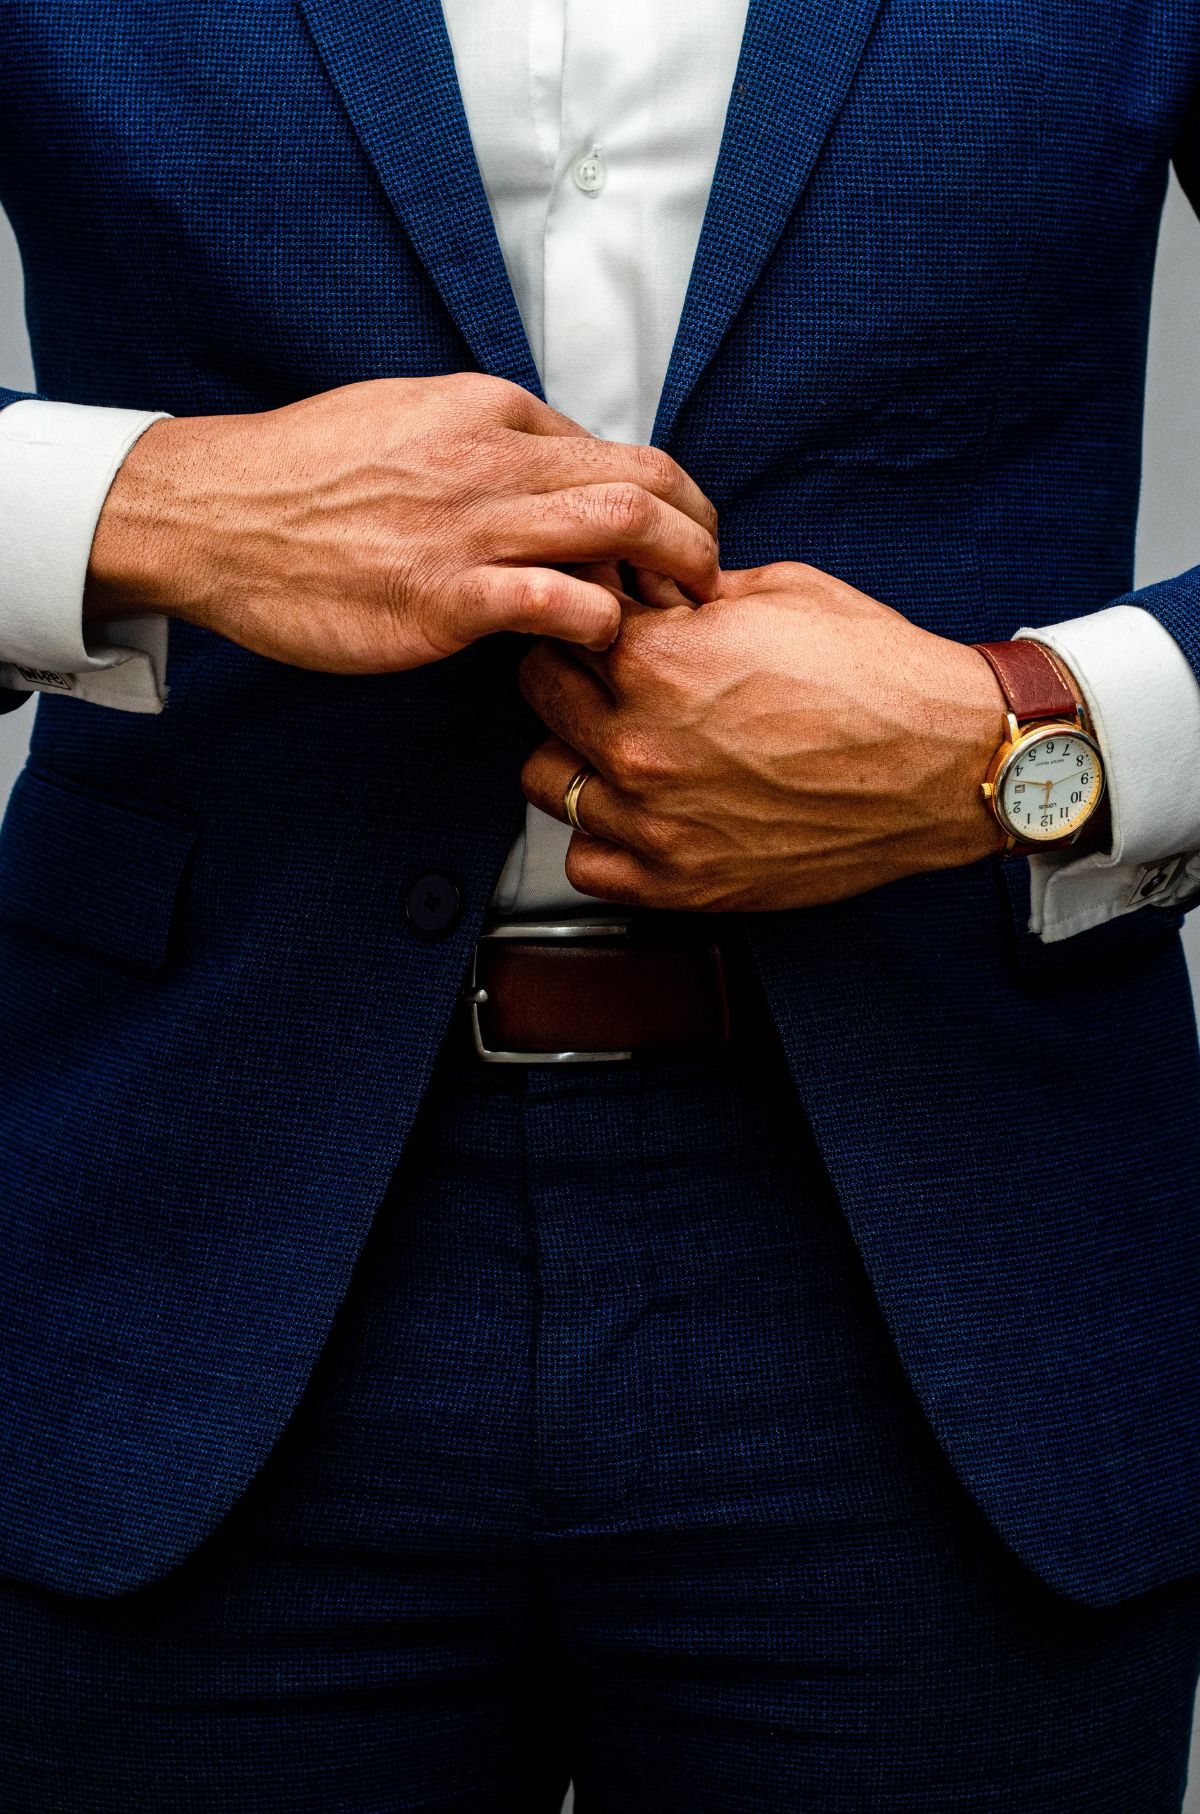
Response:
[12,666,77,692]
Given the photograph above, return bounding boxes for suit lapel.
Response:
[653,0,888,448]
[295,0,543,394]
[295,0,886,434]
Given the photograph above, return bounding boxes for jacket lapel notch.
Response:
[653,0,888,449]
[295,0,542,394]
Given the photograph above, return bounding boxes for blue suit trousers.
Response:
[2,1015,1198,1812]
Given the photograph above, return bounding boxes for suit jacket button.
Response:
[405,871,461,936]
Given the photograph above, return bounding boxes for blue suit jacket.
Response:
[1,0,1199,1605]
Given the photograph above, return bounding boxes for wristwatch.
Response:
[973,640,1106,854]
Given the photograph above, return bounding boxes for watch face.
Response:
[996,727,1104,843]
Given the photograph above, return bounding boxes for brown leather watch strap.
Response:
[973,640,1077,723]
[472,938,731,1056]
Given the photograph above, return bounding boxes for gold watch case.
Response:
[981,711,1106,853]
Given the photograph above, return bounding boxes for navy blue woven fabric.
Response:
[1,1035,1197,1812]
[0,0,1198,1605]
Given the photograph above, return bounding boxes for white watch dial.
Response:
[996,727,1103,843]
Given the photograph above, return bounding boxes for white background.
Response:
[2,177,1199,1803]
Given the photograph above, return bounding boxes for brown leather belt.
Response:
[463,920,732,1063]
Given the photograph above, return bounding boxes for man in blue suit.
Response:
[1,0,1200,1806]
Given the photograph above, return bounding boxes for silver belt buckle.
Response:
[465,918,634,1064]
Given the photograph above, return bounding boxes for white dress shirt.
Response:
[1,0,1199,938]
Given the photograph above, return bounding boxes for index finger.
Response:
[523,437,719,540]
[518,639,618,765]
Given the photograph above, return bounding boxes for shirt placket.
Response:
[541,0,654,444]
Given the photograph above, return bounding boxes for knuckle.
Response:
[604,729,640,784]
[434,371,490,421]
[780,560,816,587]
[443,374,522,442]
[507,572,557,631]
[633,443,676,494]
[442,369,479,395]
[457,371,506,410]
[607,728,663,788]
[601,481,653,536]
[564,840,601,894]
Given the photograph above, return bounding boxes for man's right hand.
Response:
[83,374,718,672]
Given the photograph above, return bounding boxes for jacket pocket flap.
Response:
[0,765,198,973]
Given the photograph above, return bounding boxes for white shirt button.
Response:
[571,147,607,195]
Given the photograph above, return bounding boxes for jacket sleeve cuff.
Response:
[1014,604,1200,942]
[0,399,170,713]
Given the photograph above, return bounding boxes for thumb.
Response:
[629,565,705,610]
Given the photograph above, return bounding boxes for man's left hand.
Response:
[519,562,1008,912]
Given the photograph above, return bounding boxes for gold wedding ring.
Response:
[563,766,594,833]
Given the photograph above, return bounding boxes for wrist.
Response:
[83,414,237,630]
[940,639,1009,864]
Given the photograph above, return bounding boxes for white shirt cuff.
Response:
[1015,604,1200,941]
[0,399,170,713]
